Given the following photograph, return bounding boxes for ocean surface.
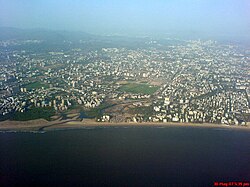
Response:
[0,126,250,187]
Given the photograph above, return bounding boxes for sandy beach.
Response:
[0,118,249,132]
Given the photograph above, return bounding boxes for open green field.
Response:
[25,81,49,90]
[119,82,160,95]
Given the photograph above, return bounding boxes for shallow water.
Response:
[0,126,249,186]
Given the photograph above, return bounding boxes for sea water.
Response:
[0,126,249,187]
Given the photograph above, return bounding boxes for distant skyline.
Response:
[0,0,249,39]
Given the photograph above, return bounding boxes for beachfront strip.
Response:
[0,39,249,126]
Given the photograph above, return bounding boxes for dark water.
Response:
[0,126,250,187]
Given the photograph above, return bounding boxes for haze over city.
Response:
[0,1,250,186]
[0,0,249,40]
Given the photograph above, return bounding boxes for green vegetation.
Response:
[25,81,49,90]
[6,107,55,121]
[83,102,114,118]
[129,106,153,118]
[119,82,159,95]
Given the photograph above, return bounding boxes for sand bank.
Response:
[0,118,249,132]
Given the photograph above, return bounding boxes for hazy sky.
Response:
[0,0,249,38]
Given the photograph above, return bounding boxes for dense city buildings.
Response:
[0,39,249,125]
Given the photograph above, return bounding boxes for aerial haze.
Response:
[1,1,250,187]
[0,0,249,40]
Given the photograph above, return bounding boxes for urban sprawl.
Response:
[0,39,249,125]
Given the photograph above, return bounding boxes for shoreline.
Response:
[0,118,249,132]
